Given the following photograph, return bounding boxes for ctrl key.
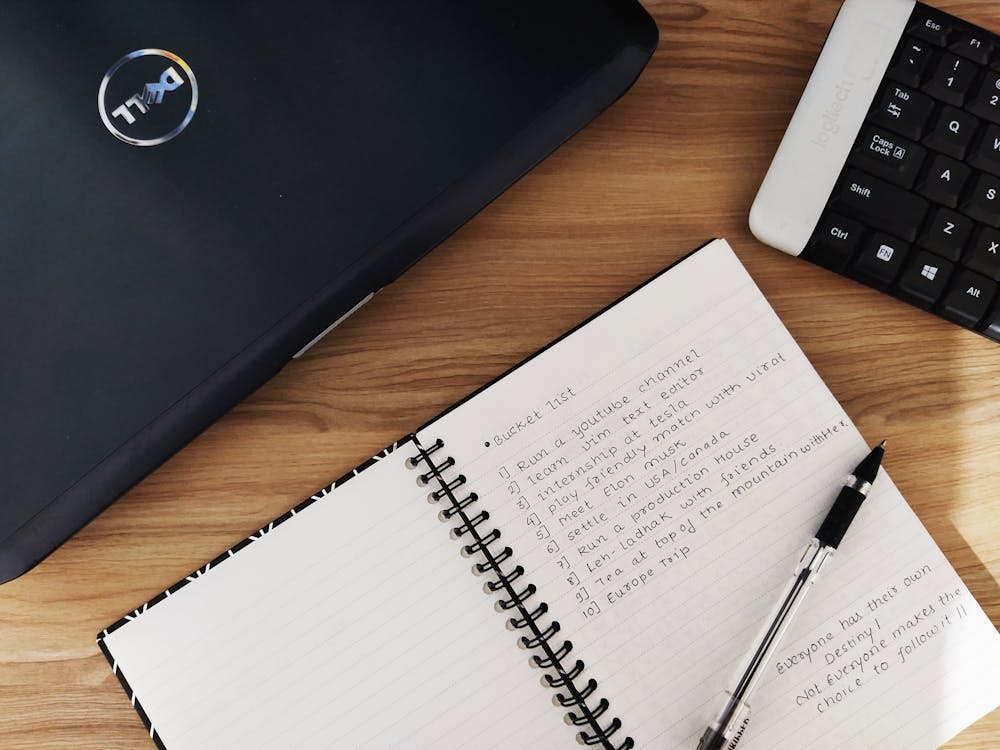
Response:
[804,213,864,271]
[939,269,997,327]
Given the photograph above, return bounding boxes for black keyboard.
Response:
[802,3,1000,343]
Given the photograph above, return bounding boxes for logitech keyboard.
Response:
[750,0,1000,343]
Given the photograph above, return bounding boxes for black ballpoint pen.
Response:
[695,440,886,750]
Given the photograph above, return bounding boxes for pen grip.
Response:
[815,485,865,549]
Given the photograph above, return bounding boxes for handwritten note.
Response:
[426,239,1000,748]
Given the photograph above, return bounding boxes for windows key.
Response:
[896,250,953,306]
[851,233,909,287]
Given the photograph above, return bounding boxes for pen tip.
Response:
[878,439,887,449]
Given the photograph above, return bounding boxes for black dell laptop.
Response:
[0,1,657,582]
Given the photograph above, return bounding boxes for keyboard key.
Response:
[949,30,994,64]
[895,250,954,306]
[939,268,997,326]
[887,38,934,86]
[805,213,865,272]
[830,170,929,242]
[916,153,971,207]
[982,300,1000,341]
[922,53,977,106]
[849,126,925,187]
[869,84,935,140]
[851,233,909,287]
[963,226,1000,280]
[908,11,951,47]
[967,70,1000,125]
[961,172,1000,226]
[917,207,973,261]
[969,123,1000,177]
[922,105,980,159]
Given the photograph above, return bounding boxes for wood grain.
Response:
[2,1,999,747]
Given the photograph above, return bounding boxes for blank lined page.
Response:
[421,239,1000,748]
[100,441,572,749]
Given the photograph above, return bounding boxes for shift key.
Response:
[829,169,929,242]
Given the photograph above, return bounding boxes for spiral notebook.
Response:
[99,239,1000,749]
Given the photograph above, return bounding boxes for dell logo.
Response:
[98,49,198,146]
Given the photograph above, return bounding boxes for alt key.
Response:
[939,268,997,326]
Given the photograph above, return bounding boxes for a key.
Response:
[804,213,865,272]
[967,70,1000,125]
[830,169,929,242]
[969,123,1000,177]
[907,11,951,47]
[939,268,997,326]
[916,153,971,208]
[887,38,934,86]
[895,250,953,306]
[922,53,977,106]
[949,30,994,65]
[917,207,973,261]
[963,226,1000,281]
[869,84,935,141]
[851,233,909,287]
[961,172,1000,226]
[848,126,925,187]
[922,105,980,159]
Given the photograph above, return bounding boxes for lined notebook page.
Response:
[100,442,572,749]
[421,239,1000,748]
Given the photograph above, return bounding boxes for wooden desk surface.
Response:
[3,1,999,747]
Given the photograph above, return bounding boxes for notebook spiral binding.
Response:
[408,436,633,750]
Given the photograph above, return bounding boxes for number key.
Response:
[968,70,1000,126]
[922,53,977,105]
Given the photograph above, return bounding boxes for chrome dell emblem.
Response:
[98,49,198,146]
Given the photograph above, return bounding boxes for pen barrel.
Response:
[706,540,833,745]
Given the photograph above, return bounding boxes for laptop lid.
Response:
[0,0,657,582]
